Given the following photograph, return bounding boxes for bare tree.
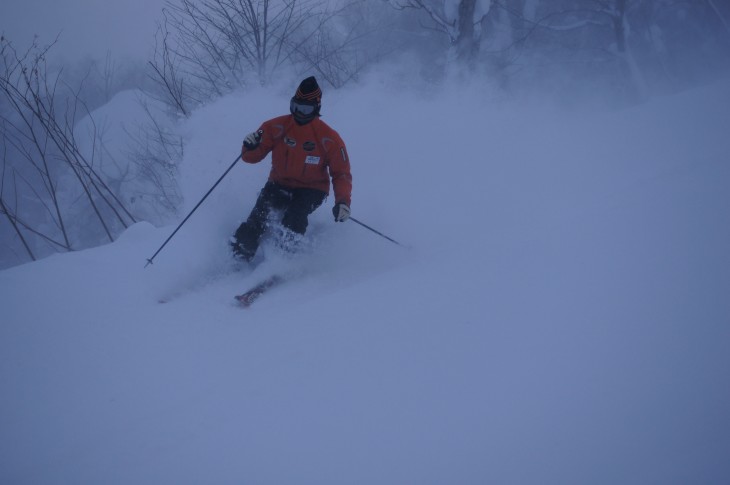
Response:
[95,51,119,104]
[123,98,183,220]
[293,1,396,88]
[590,0,648,99]
[0,37,136,266]
[149,0,324,110]
[148,0,381,115]
[148,21,192,116]
[389,0,492,67]
[1,143,37,261]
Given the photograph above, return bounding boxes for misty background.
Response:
[2,3,730,483]
[1,0,730,268]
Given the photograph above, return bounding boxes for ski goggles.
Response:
[290,98,318,116]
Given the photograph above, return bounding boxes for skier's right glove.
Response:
[243,130,262,151]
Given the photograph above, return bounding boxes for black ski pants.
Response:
[232,182,326,261]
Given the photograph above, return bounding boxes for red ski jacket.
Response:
[242,115,352,206]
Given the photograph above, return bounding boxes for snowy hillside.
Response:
[2,79,730,484]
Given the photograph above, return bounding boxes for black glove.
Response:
[332,203,350,222]
[243,130,262,150]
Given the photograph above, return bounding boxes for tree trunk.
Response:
[456,0,479,65]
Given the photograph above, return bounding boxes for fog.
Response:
[2,64,729,485]
[1,1,730,483]
[1,0,166,61]
[2,1,729,271]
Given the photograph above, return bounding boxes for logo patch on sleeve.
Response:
[305,156,321,165]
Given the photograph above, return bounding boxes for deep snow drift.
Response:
[2,79,730,484]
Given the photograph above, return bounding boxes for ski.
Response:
[234,275,284,307]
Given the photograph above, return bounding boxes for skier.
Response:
[231,76,352,262]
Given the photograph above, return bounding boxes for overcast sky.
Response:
[1,0,167,61]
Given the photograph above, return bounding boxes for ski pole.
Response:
[349,217,407,248]
[145,154,241,267]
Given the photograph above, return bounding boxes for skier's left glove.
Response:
[332,203,350,222]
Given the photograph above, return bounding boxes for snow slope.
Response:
[2,79,730,484]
